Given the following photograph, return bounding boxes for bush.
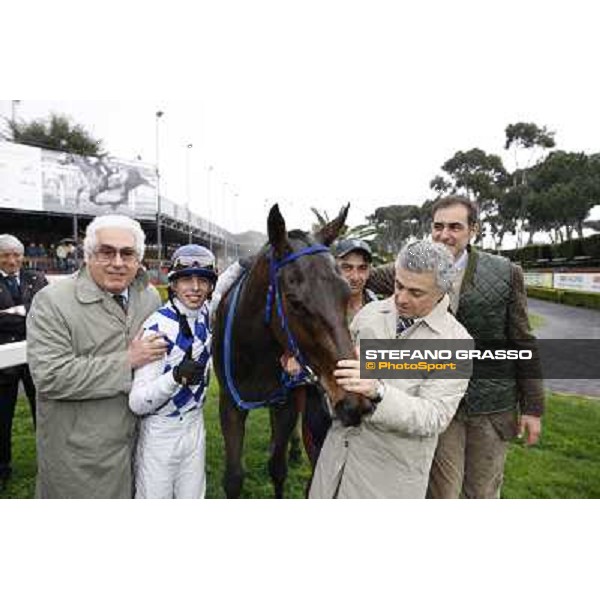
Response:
[504,233,600,265]
[156,285,168,302]
[527,286,600,310]
[527,286,564,303]
[561,289,600,310]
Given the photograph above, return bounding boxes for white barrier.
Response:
[0,341,27,369]
[0,275,68,370]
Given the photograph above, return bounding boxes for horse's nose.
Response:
[334,394,373,427]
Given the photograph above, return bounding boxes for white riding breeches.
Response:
[134,409,206,499]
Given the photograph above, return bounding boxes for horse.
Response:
[212,204,374,498]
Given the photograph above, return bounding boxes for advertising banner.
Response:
[0,142,43,211]
[524,271,553,288]
[0,141,158,218]
[554,272,600,293]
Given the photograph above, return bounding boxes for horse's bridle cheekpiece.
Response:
[223,243,329,410]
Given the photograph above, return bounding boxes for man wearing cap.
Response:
[332,239,378,323]
[27,215,165,498]
[129,244,217,498]
[0,234,48,492]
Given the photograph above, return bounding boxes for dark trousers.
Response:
[0,365,36,479]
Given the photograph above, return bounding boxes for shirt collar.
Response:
[411,295,451,335]
[0,270,20,283]
[454,249,468,271]
[172,297,201,318]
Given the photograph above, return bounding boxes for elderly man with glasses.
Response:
[27,215,166,499]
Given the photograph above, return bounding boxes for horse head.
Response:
[267,204,374,427]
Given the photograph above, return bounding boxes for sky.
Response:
[3,0,600,240]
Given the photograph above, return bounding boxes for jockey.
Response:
[129,244,217,498]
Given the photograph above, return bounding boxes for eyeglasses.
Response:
[93,245,139,264]
[173,255,214,269]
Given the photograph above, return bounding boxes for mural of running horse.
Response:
[212,204,374,498]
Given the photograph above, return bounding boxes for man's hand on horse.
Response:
[334,359,378,400]
[280,351,302,376]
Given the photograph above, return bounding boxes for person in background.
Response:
[0,234,48,492]
[332,239,378,323]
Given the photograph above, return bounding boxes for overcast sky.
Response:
[3,1,600,237]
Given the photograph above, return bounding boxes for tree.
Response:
[439,148,509,208]
[504,122,556,246]
[8,113,105,157]
[366,204,427,258]
[431,148,510,245]
[505,122,556,176]
[525,151,600,241]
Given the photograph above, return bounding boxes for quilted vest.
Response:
[456,248,517,415]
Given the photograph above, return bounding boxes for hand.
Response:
[334,359,378,400]
[280,352,302,376]
[173,358,204,386]
[128,331,168,369]
[518,414,542,445]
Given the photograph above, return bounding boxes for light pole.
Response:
[186,143,193,243]
[11,100,20,123]
[206,165,213,251]
[155,110,164,265]
[222,182,229,263]
[233,191,239,260]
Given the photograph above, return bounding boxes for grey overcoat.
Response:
[27,267,161,499]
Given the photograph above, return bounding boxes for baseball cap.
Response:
[333,239,373,262]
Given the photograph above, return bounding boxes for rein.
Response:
[223,243,329,410]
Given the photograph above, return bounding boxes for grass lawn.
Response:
[528,312,545,331]
[2,382,599,499]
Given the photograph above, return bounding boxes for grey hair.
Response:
[83,215,146,262]
[395,240,456,294]
[0,234,24,255]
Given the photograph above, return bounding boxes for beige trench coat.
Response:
[27,267,161,499]
[309,295,473,499]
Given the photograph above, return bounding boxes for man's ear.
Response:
[470,223,480,239]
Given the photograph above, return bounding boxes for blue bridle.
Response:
[223,243,330,410]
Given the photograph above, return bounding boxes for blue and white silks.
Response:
[130,298,211,418]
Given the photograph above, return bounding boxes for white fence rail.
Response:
[0,341,26,369]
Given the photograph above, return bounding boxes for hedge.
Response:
[527,286,600,310]
[156,285,168,302]
[503,233,600,264]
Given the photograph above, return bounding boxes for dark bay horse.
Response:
[212,204,374,498]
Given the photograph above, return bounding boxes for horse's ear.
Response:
[314,203,350,246]
[267,204,288,257]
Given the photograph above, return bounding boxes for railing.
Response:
[0,341,26,369]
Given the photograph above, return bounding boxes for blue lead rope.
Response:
[223,244,329,411]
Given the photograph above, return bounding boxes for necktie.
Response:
[5,275,21,304]
[396,316,414,338]
[113,294,128,314]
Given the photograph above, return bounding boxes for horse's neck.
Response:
[231,259,283,395]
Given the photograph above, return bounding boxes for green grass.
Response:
[2,384,599,499]
[1,377,312,500]
[502,393,600,499]
[528,312,545,331]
